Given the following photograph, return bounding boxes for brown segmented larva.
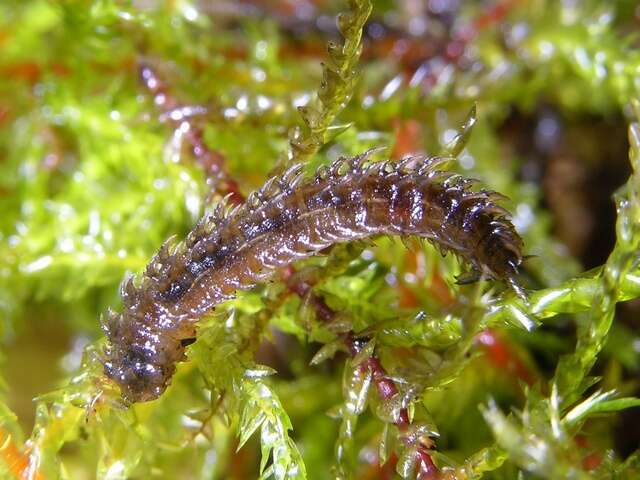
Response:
[101,149,524,403]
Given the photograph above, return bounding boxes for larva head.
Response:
[101,310,173,403]
[475,220,524,288]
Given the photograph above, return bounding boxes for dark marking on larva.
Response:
[102,150,524,403]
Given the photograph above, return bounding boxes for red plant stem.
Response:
[574,435,603,471]
[139,62,244,204]
[0,61,70,84]
[473,0,517,31]
[0,427,44,480]
[346,334,438,479]
[476,328,536,386]
[345,339,406,426]
[283,264,439,477]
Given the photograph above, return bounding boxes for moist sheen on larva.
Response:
[102,151,524,403]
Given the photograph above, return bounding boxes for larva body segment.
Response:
[102,151,524,402]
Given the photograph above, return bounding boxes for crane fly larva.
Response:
[102,150,524,402]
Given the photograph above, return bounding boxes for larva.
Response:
[102,150,524,402]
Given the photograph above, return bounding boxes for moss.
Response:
[1,1,640,479]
